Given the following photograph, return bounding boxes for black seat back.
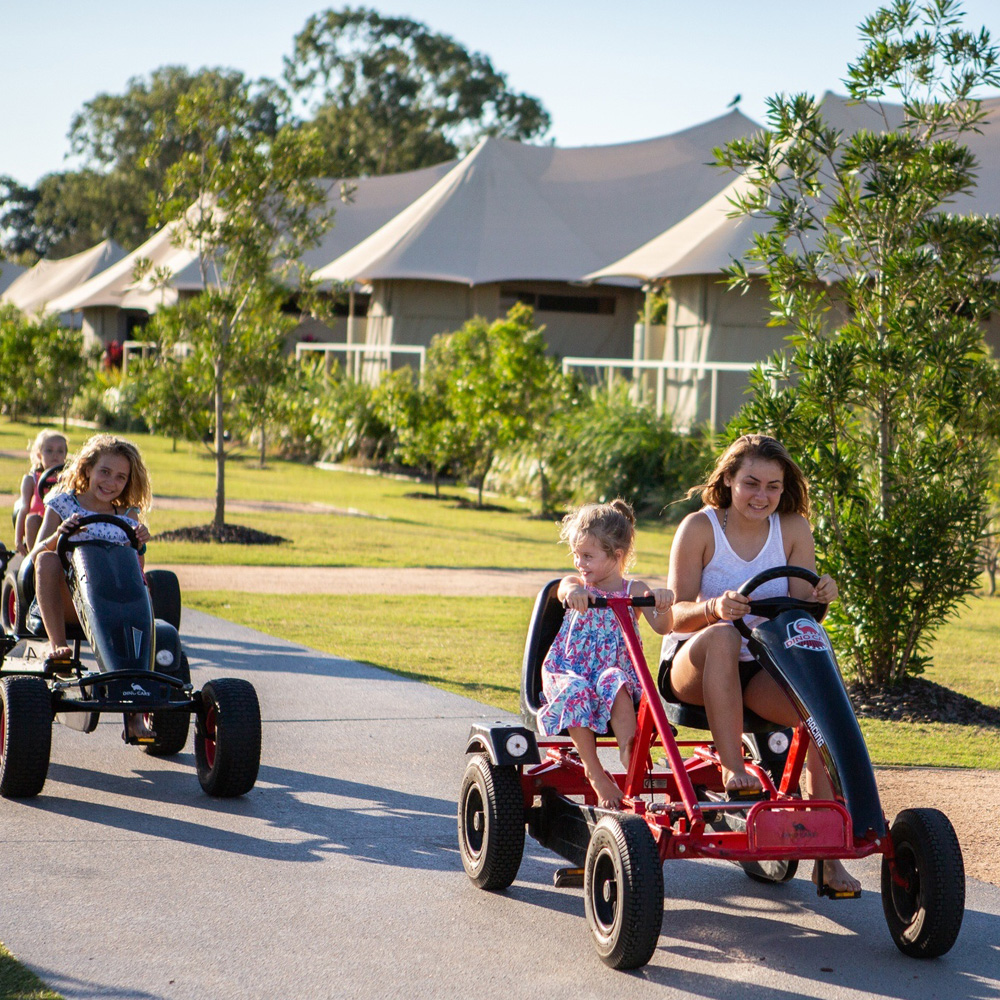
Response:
[519,579,565,731]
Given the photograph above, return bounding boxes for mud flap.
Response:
[748,611,886,841]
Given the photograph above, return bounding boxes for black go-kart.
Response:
[0,513,261,799]
[459,567,965,969]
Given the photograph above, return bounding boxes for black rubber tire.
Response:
[0,676,52,798]
[1,574,17,633]
[881,807,965,958]
[146,570,182,629]
[742,858,799,884]
[142,652,192,757]
[195,678,261,797]
[584,813,664,970]
[458,753,525,890]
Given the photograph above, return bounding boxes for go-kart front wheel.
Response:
[458,753,525,890]
[584,813,663,970]
[0,676,52,798]
[142,652,192,758]
[195,679,261,798]
[881,808,964,958]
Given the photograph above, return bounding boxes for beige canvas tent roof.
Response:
[589,92,1000,283]
[313,110,761,286]
[2,239,126,315]
[45,160,458,315]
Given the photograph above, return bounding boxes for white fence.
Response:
[295,342,426,381]
[561,356,758,429]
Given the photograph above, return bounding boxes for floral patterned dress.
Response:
[537,581,642,736]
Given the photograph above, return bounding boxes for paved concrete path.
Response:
[0,611,997,1000]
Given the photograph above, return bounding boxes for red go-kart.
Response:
[458,567,965,969]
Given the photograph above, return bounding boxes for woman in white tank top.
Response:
[663,434,859,895]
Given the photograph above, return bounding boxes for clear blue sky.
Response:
[4,0,1000,187]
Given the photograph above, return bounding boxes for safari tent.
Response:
[588,93,1000,428]
[312,110,761,360]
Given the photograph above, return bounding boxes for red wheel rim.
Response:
[6,589,15,628]
[203,705,217,768]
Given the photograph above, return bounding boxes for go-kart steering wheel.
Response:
[732,565,828,640]
[56,513,140,570]
[36,464,64,503]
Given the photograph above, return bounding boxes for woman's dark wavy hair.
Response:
[695,434,810,517]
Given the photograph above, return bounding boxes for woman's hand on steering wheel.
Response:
[711,589,751,622]
[811,574,838,604]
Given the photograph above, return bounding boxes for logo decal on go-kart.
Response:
[130,682,151,697]
[783,618,829,652]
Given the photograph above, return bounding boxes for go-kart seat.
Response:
[520,579,565,732]
[14,554,86,641]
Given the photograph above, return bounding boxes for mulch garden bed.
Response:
[152,523,288,545]
[847,677,1000,726]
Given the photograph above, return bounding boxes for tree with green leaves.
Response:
[231,295,298,467]
[35,319,86,429]
[717,0,1000,688]
[428,305,559,508]
[134,301,213,450]
[284,7,551,176]
[144,75,332,532]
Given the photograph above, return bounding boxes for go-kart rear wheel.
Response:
[584,813,663,970]
[146,569,182,629]
[458,753,525,890]
[881,807,964,958]
[142,653,192,757]
[1,571,24,635]
[738,732,797,884]
[195,678,261,797]
[0,676,52,798]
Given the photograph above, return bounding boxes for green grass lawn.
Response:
[0,421,674,571]
[0,944,62,1000]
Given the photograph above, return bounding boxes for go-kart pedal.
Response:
[122,714,156,746]
[814,860,862,899]
[553,867,585,888]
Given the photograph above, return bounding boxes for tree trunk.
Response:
[213,359,226,532]
[259,421,267,468]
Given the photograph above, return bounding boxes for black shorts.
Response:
[657,637,763,703]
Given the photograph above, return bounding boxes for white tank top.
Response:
[662,507,788,662]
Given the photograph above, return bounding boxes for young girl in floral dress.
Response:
[537,499,673,808]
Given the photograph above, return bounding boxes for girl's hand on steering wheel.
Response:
[57,514,82,536]
[135,523,150,546]
[811,574,838,603]
[713,589,750,622]
[563,585,591,613]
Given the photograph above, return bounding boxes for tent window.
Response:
[499,287,615,316]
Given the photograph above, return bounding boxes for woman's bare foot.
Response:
[812,859,862,895]
[721,765,763,797]
[585,766,624,808]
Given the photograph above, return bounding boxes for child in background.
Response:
[14,430,68,556]
[30,434,152,665]
[537,499,673,808]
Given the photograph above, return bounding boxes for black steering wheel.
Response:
[733,565,828,639]
[36,464,64,503]
[56,513,140,570]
